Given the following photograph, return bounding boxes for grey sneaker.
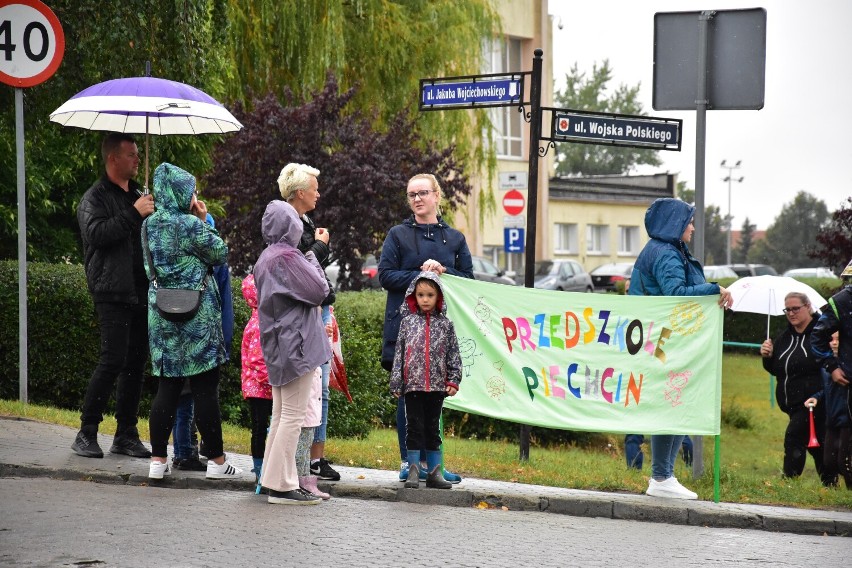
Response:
[268,488,321,505]
[71,430,103,458]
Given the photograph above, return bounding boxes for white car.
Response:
[703,265,738,280]
[783,267,839,280]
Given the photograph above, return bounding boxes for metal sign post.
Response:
[0,0,66,402]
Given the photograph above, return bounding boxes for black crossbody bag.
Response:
[142,221,208,322]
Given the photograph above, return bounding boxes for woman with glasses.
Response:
[761,292,832,485]
[378,173,474,484]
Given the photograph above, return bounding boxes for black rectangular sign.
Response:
[548,109,682,151]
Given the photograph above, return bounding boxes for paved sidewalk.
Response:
[1,416,849,537]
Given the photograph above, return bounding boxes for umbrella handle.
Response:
[143,116,150,194]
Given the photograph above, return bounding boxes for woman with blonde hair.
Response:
[378,173,474,484]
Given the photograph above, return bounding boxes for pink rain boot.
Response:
[299,475,330,500]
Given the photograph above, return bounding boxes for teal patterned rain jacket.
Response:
[143,163,228,377]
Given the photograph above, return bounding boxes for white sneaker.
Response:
[148,460,171,479]
[206,458,244,479]
[646,476,697,500]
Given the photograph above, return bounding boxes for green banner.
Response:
[441,275,723,435]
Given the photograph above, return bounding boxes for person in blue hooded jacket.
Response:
[628,197,732,499]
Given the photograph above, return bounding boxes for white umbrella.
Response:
[49,76,243,191]
[727,275,827,338]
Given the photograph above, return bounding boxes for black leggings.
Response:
[404,391,445,452]
[150,367,223,459]
[248,397,273,459]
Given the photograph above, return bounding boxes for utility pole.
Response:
[721,159,743,265]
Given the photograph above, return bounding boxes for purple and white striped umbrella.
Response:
[49,76,242,135]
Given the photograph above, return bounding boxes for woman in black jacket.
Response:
[761,292,832,485]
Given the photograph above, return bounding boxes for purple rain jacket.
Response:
[254,200,331,387]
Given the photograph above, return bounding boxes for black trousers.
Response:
[80,302,148,434]
[149,367,223,459]
[823,426,852,489]
[784,405,829,484]
[248,397,273,459]
[404,391,445,452]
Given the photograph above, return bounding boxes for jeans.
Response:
[784,405,827,481]
[625,434,644,469]
[172,390,195,459]
[80,302,148,434]
[312,305,332,444]
[650,434,685,480]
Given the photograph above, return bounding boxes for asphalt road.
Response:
[1,478,847,568]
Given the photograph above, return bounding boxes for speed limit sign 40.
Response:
[0,0,64,87]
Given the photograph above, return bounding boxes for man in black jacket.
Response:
[72,133,155,458]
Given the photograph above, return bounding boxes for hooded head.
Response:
[152,162,196,214]
[402,271,447,315]
[644,198,695,243]
[261,200,302,247]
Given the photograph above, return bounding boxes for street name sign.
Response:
[420,72,525,110]
[551,110,681,151]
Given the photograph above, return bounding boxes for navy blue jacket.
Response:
[378,215,473,369]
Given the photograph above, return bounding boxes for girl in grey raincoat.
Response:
[254,200,331,505]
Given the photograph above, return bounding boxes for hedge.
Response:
[0,262,844,444]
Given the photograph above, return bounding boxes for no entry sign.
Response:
[0,0,65,87]
[502,189,525,216]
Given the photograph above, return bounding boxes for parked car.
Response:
[728,264,777,277]
[783,267,840,280]
[324,254,380,291]
[703,265,739,280]
[471,255,517,285]
[589,262,633,292]
[533,259,594,292]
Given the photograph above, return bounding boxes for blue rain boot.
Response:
[252,458,263,495]
[425,450,451,489]
[404,450,421,489]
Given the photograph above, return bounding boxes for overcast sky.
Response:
[548,0,852,230]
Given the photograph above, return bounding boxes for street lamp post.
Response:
[721,159,744,265]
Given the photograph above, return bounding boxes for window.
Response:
[553,223,578,254]
[587,224,609,254]
[618,226,640,255]
[484,38,523,158]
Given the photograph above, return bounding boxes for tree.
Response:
[734,217,756,264]
[703,205,728,265]
[747,191,828,273]
[810,196,852,272]
[676,181,694,204]
[0,0,230,262]
[203,75,472,287]
[553,60,663,176]
[223,0,499,185]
